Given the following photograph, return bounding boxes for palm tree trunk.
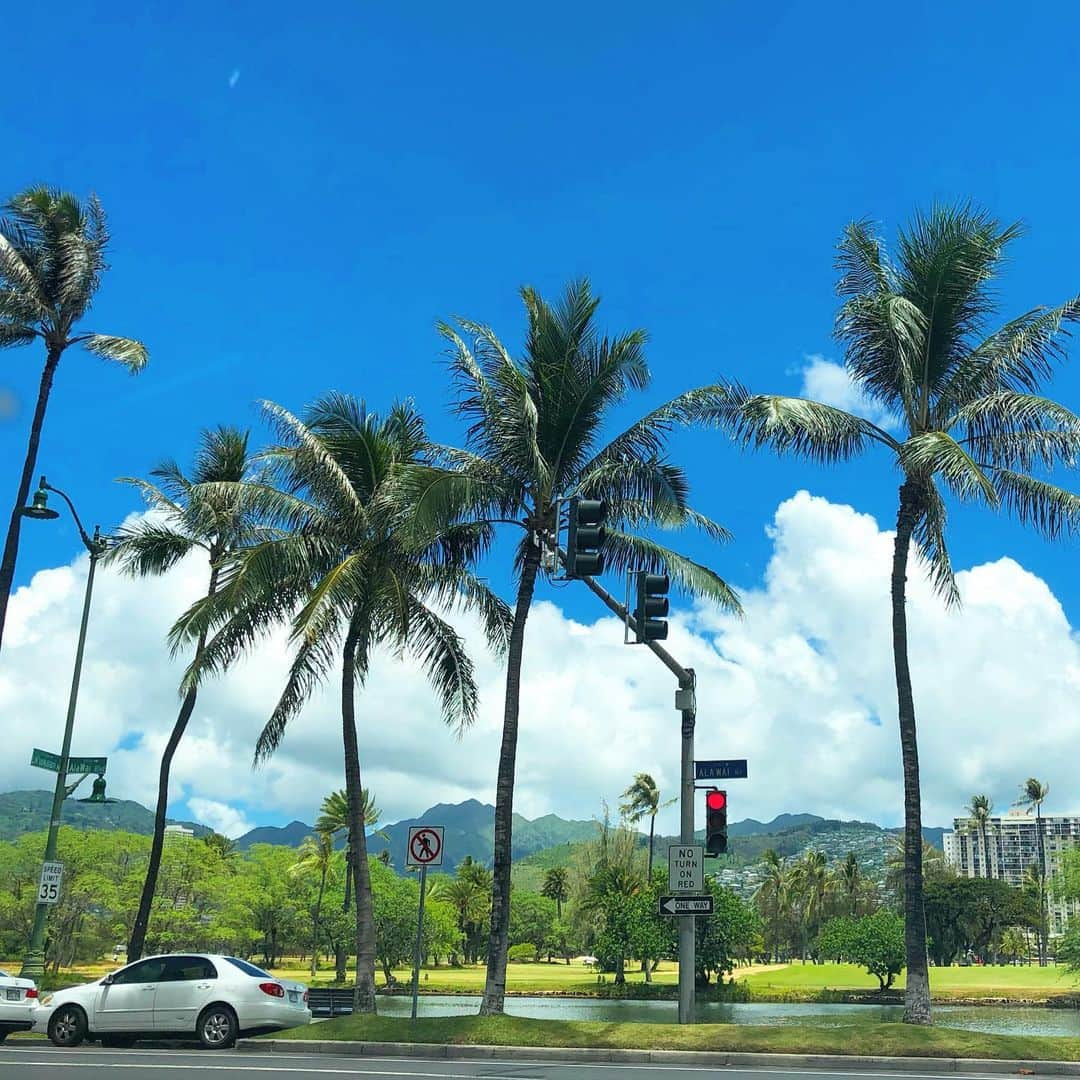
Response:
[127,565,219,962]
[1036,805,1047,966]
[341,617,377,1013]
[480,545,540,1016]
[893,479,931,1025]
[647,815,655,878]
[0,346,62,654]
[981,823,992,882]
[311,863,328,979]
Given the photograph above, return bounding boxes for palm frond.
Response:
[404,599,479,735]
[705,382,893,461]
[912,480,959,605]
[990,470,1080,541]
[81,334,148,372]
[0,322,37,348]
[105,521,201,576]
[0,230,47,312]
[898,431,997,505]
[601,529,742,614]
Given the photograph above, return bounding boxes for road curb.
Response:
[238,1038,1080,1073]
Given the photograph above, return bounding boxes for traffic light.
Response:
[566,497,606,578]
[705,788,728,856]
[634,571,670,642]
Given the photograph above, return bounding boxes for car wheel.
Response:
[100,1035,137,1048]
[197,1004,238,1049]
[48,1005,88,1048]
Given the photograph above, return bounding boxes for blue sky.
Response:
[3,3,1080,829]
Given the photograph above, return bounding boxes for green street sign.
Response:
[30,748,61,772]
[29,749,106,775]
[68,756,107,776]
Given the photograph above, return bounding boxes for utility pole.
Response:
[579,574,698,1025]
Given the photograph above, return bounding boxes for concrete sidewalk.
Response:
[239,1038,1080,1074]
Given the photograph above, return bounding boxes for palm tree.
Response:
[619,772,675,876]
[966,794,995,880]
[289,830,338,977]
[315,788,386,915]
[754,849,789,962]
[172,395,510,1013]
[885,834,949,903]
[405,279,740,1014]
[830,852,866,918]
[789,850,829,958]
[202,832,239,862]
[541,867,570,920]
[106,427,258,962]
[0,187,148,652]
[1016,778,1051,965]
[707,205,1080,1022]
[430,872,490,964]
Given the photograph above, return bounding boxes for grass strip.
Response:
[266,1013,1080,1061]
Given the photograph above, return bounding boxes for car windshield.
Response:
[0,970,8,978]
[225,957,272,979]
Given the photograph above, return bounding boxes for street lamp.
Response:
[18,477,110,980]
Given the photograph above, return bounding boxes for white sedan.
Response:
[34,954,310,1049]
[0,968,38,1041]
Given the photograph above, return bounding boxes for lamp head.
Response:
[21,483,59,520]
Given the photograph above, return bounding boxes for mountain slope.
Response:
[0,790,209,842]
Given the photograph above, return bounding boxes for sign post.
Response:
[405,826,444,1020]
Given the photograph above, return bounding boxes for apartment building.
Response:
[942,808,1080,935]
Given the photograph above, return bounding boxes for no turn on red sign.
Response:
[406,826,444,867]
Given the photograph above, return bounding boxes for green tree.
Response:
[314,788,386,914]
[755,849,790,961]
[851,910,905,990]
[789,850,829,957]
[829,852,874,918]
[619,772,674,877]
[173,396,511,1013]
[1016,778,1051,965]
[369,858,419,986]
[541,867,570,920]
[289,830,339,977]
[709,205,1080,1022]
[0,187,148,652]
[431,867,490,964]
[965,794,995,880]
[695,879,761,985]
[107,426,261,961]
[1000,927,1027,966]
[508,891,557,958]
[408,280,739,1013]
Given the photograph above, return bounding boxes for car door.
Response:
[94,957,167,1032]
[152,956,218,1033]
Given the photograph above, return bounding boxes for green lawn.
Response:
[742,962,1078,1001]
[264,1012,1080,1061]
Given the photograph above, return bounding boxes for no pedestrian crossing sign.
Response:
[38,862,63,904]
[406,826,444,868]
[668,844,703,893]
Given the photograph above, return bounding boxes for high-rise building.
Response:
[942,809,1080,935]
[163,824,195,843]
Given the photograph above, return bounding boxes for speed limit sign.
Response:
[38,862,63,904]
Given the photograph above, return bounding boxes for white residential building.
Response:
[942,809,1080,935]
[163,824,195,843]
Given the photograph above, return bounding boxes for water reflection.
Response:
[372,994,1080,1037]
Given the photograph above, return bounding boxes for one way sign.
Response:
[658,894,714,916]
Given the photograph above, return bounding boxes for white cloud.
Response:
[2,496,1077,845]
[796,355,899,430]
[187,798,255,839]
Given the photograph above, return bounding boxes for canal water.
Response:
[373,994,1080,1038]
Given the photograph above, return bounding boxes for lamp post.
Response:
[19,477,109,980]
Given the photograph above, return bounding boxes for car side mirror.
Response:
[101,975,114,986]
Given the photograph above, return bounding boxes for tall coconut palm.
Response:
[830,852,866,918]
[619,773,675,876]
[790,850,829,957]
[171,395,511,1012]
[1016,778,1051,965]
[289,830,338,977]
[707,205,1080,1022]
[966,794,995,880]
[754,849,789,962]
[0,187,148,652]
[541,867,570,920]
[315,787,387,914]
[106,427,259,961]
[405,279,740,1014]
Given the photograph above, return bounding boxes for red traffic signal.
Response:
[705,790,726,812]
[705,788,728,856]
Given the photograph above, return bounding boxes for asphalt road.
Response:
[0,1045,1044,1080]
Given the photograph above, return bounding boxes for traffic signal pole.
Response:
[576,573,698,1025]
